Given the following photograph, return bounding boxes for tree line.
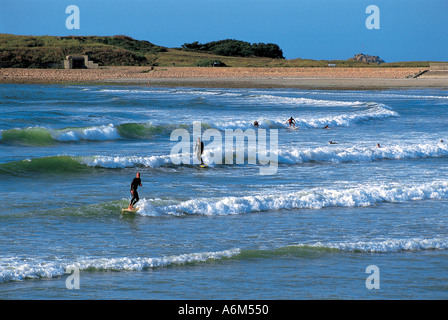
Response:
[181,39,284,59]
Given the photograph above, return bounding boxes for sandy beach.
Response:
[1,66,448,89]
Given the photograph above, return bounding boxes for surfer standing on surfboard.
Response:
[195,137,205,165]
[128,172,142,210]
[286,117,296,129]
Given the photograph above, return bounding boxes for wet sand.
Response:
[1,66,447,89]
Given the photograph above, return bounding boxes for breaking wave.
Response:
[0,249,240,283]
[1,141,447,175]
[0,104,397,146]
[211,105,398,130]
[79,155,177,169]
[250,93,365,107]
[0,123,176,145]
[298,237,448,253]
[277,142,448,164]
[97,88,366,106]
[2,236,447,283]
[136,180,448,216]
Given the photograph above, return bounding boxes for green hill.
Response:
[0,34,431,68]
[0,34,165,68]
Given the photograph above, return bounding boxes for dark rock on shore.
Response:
[349,53,385,64]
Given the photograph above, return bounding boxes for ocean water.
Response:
[1,83,448,299]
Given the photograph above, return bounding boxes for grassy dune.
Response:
[152,49,431,68]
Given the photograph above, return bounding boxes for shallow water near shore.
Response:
[1,84,448,299]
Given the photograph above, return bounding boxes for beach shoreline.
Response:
[1,66,448,90]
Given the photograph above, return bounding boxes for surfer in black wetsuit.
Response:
[195,137,204,165]
[129,172,142,209]
[286,117,296,128]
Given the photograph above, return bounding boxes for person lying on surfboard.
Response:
[286,117,296,128]
[195,137,205,165]
[128,172,142,210]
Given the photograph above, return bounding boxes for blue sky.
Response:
[1,0,447,62]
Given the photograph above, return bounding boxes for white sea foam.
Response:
[251,94,364,107]
[98,88,241,98]
[51,124,121,142]
[278,142,448,164]
[302,91,448,100]
[79,154,178,168]
[297,105,398,128]
[173,89,242,97]
[0,248,240,283]
[75,141,448,169]
[303,238,448,253]
[374,93,448,100]
[98,89,152,94]
[136,180,448,216]
[211,119,284,130]
[204,141,448,166]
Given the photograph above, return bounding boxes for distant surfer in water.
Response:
[254,121,259,128]
[329,141,337,144]
[195,137,205,165]
[323,125,330,129]
[286,117,296,128]
[129,172,142,210]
